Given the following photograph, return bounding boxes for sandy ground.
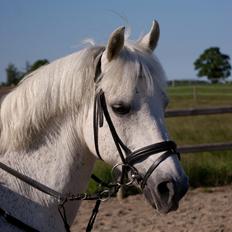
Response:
[72,185,232,232]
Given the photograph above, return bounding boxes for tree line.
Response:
[3,46,231,86]
[5,59,49,86]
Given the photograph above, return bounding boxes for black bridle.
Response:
[93,50,180,189]
[93,89,180,190]
[0,50,180,232]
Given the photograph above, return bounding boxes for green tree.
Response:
[5,59,49,86]
[26,59,49,74]
[194,47,231,83]
[5,63,21,85]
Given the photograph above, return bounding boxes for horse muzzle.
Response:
[144,174,189,214]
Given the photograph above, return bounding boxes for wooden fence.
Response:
[165,106,232,154]
[165,106,232,118]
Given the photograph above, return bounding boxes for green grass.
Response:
[87,84,232,193]
[167,84,232,108]
[87,161,112,194]
[167,84,232,187]
[181,151,232,187]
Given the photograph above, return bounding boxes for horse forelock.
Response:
[99,42,167,100]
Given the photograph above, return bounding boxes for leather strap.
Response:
[140,151,175,189]
[93,90,180,189]
[125,141,178,165]
[86,199,101,232]
[93,91,104,160]
[0,162,66,201]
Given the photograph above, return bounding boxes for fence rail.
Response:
[165,106,232,117]
[165,106,232,154]
[178,142,232,154]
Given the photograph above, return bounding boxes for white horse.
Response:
[0,20,188,231]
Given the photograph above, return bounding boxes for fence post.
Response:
[193,86,197,101]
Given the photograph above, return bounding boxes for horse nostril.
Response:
[158,181,169,195]
[157,180,175,204]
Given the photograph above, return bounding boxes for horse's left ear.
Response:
[106,26,125,62]
[138,20,160,52]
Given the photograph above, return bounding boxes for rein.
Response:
[0,51,180,232]
[0,161,120,232]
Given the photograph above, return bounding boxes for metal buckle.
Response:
[99,190,111,202]
[111,163,140,186]
[80,193,87,200]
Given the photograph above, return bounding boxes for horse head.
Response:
[83,21,188,214]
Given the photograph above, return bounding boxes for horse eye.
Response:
[111,104,131,115]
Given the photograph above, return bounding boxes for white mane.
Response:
[0,42,167,153]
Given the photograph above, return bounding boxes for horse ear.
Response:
[106,26,125,61]
[138,20,160,52]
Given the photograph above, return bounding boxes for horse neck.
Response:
[0,49,100,230]
[0,115,96,231]
[0,51,98,190]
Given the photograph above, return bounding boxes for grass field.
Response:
[88,84,232,193]
[166,84,232,187]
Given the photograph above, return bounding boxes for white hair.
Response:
[0,41,167,153]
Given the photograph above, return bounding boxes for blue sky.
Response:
[0,0,231,83]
